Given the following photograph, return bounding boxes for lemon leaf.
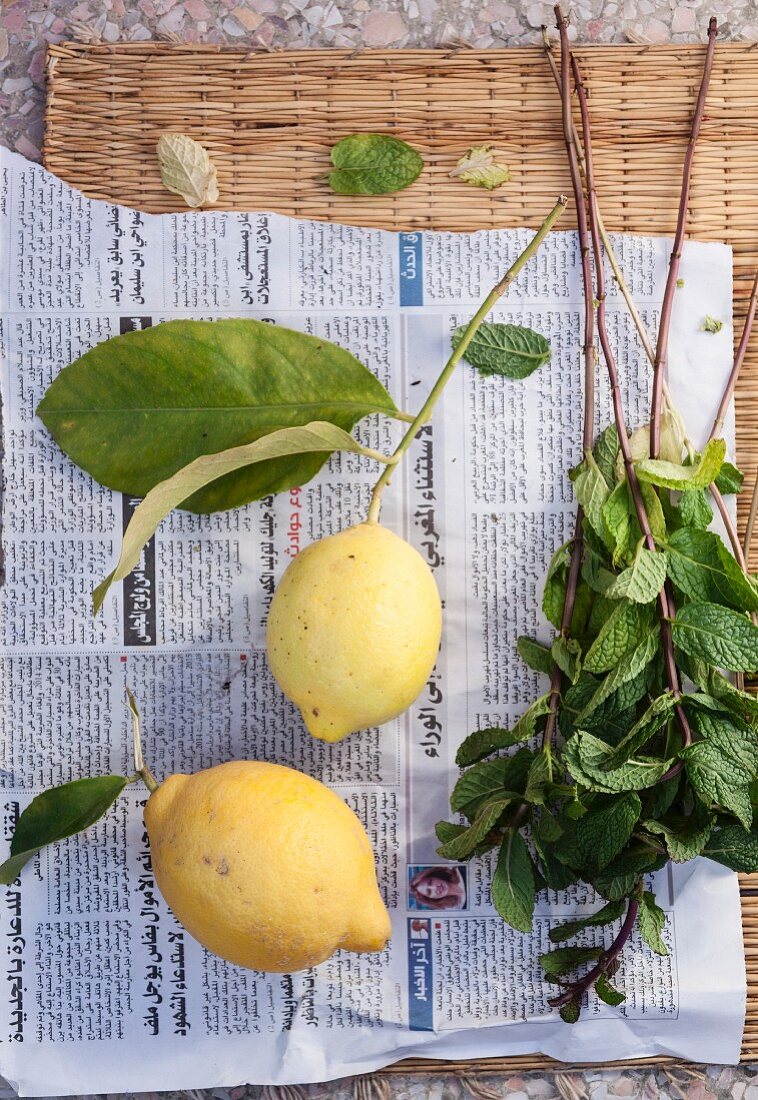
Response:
[156,133,219,208]
[94,421,393,614]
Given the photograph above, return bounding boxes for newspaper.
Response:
[0,146,746,1095]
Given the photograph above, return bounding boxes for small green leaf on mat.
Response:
[702,315,723,334]
[0,776,129,885]
[156,133,219,208]
[452,322,551,379]
[328,133,423,195]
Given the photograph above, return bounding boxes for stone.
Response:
[102,20,120,41]
[671,6,697,34]
[2,75,32,93]
[230,5,264,29]
[0,29,8,61]
[185,0,212,17]
[361,9,408,45]
[14,134,40,159]
[157,6,186,32]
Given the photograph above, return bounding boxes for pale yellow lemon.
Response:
[266,522,442,742]
[144,760,391,972]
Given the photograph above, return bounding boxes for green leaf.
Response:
[525,752,552,805]
[583,601,654,674]
[637,891,668,956]
[436,799,509,860]
[434,820,466,845]
[604,541,667,605]
[678,488,713,529]
[38,319,396,513]
[539,945,603,977]
[576,629,659,723]
[666,528,758,613]
[559,1001,581,1024]
[682,726,754,830]
[602,480,633,565]
[689,708,758,779]
[595,973,626,1006]
[548,899,625,943]
[702,315,723,334]
[328,133,423,195]
[703,824,758,871]
[554,793,641,872]
[450,144,510,190]
[0,776,129,885]
[591,847,665,900]
[451,747,533,818]
[492,830,535,932]
[551,636,582,684]
[94,421,394,614]
[453,322,551,380]
[593,424,620,489]
[564,733,673,794]
[455,696,551,768]
[645,808,713,863]
[715,460,744,495]
[574,453,613,553]
[517,636,553,676]
[672,602,758,672]
[635,438,726,492]
[680,660,758,724]
[603,692,677,767]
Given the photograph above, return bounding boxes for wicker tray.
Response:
[44,41,758,1073]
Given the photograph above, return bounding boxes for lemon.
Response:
[144,760,391,972]
[267,522,442,742]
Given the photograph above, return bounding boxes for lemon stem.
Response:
[126,688,160,794]
[365,195,568,525]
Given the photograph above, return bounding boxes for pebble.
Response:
[230,5,263,30]
[2,76,31,93]
[361,9,408,45]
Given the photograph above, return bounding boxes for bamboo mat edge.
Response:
[43,41,758,1074]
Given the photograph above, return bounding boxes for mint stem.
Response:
[548,889,641,1009]
[569,36,693,754]
[541,10,596,755]
[365,195,568,525]
[649,17,718,459]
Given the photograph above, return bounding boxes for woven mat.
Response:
[43,41,758,1072]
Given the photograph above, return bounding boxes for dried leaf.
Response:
[450,145,510,190]
[156,133,219,208]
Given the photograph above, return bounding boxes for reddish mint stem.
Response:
[549,892,641,1008]
[569,43,693,750]
[650,17,718,458]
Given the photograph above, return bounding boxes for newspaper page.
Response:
[0,146,746,1095]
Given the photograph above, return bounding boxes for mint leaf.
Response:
[453,322,551,379]
[559,1000,581,1023]
[602,480,633,565]
[591,847,665,900]
[543,540,573,629]
[593,424,620,488]
[492,830,535,932]
[635,438,726,492]
[672,603,758,672]
[0,776,129,885]
[548,899,625,943]
[555,793,641,872]
[574,453,613,553]
[637,891,668,956]
[595,973,626,1006]
[715,460,744,495]
[644,809,713,862]
[576,630,659,722]
[517,636,553,676]
[436,799,510,860]
[689,708,758,778]
[703,824,758,871]
[551,636,582,684]
[702,315,723,334]
[666,528,758,613]
[450,144,510,190]
[451,747,533,817]
[604,542,667,604]
[680,660,758,723]
[682,736,754,830]
[564,732,673,793]
[605,693,677,766]
[678,488,713,529]
[525,752,552,805]
[329,133,423,195]
[540,945,603,978]
[583,601,654,674]
[455,695,551,768]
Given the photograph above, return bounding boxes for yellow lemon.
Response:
[267,521,442,742]
[144,760,391,972]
